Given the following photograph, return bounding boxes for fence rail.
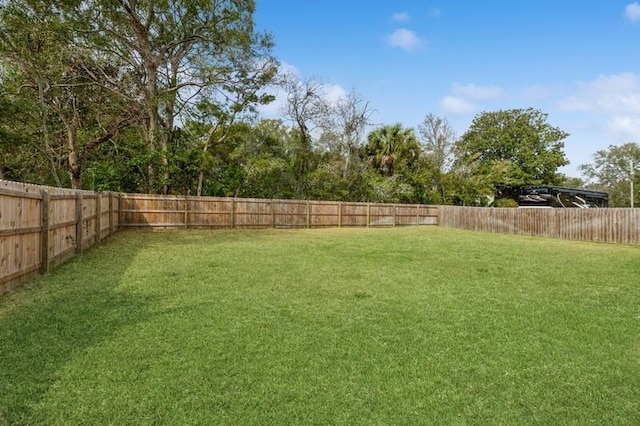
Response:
[119,194,439,229]
[2,178,639,294]
[438,206,640,245]
[0,180,120,293]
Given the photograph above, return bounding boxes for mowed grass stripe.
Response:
[1,227,639,425]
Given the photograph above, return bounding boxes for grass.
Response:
[1,227,639,425]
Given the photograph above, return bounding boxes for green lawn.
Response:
[1,227,639,425]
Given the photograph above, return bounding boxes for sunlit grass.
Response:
[1,227,639,424]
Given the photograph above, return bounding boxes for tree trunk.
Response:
[146,110,158,193]
[61,114,82,189]
[197,169,205,197]
[37,78,62,187]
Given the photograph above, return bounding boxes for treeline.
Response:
[1,1,637,206]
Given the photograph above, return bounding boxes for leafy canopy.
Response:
[455,108,569,186]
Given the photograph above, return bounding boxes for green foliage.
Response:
[0,2,582,205]
[364,124,420,177]
[493,198,519,208]
[579,142,640,207]
[556,174,586,189]
[0,0,277,191]
[455,108,569,187]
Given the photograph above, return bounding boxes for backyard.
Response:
[0,227,639,424]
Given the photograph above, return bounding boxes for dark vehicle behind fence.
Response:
[495,185,609,208]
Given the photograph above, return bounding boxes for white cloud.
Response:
[277,60,301,76]
[387,28,424,52]
[322,84,349,106]
[391,12,410,23]
[610,116,640,140]
[560,72,640,113]
[561,72,640,141]
[625,2,640,22]
[451,83,505,101]
[519,84,556,100]
[440,96,476,115]
[440,83,505,115]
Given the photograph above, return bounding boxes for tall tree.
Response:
[364,124,420,177]
[87,0,277,194]
[0,0,134,189]
[318,90,374,179]
[418,113,456,203]
[363,124,423,203]
[579,142,640,207]
[454,108,569,187]
[279,73,329,195]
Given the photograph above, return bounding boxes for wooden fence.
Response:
[0,180,120,293]
[438,206,640,245]
[3,178,640,295]
[119,194,439,229]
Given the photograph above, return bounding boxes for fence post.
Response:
[230,198,236,229]
[367,203,371,228]
[184,195,189,229]
[40,190,50,274]
[76,192,84,254]
[338,202,342,228]
[307,201,311,228]
[117,193,122,229]
[393,205,397,227]
[96,193,102,243]
[108,192,113,235]
[271,201,276,228]
[416,205,420,226]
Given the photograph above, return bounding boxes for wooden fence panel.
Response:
[0,189,41,292]
[82,194,97,249]
[369,204,394,226]
[437,206,640,244]
[49,195,78,266]
[117,195,442,230]
[234,198,273,228]
[310,201,340,228]
[120,194,186,227]
[1,180,120,293]
[186,197,232,228]
[340,203,368,227]
[12,178,640,292]
[270,199,306,228]
[417,205,439,225]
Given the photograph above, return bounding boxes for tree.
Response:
[279,73,330,195]
[418,113,456,203]
[318,89,374,179]
[556,174,586,189]
[364,124,420,177]
[579,142,640,207]
[0,0,277,192]
[362,124,424,203]
[0,0,134,189]
[87,0,277,194]
[455,108,569,188]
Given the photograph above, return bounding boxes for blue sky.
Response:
[254,1,640,178]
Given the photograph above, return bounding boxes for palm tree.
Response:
[364,124,419,176]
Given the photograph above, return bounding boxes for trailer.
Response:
[495,185,609,208]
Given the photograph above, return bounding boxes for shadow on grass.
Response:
[0,232,154,425]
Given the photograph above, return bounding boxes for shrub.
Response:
[494,198,519,208]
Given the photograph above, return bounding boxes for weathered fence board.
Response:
[437,206,640,244]
[119,195,439,230]
[4,177,639,295]
[0,180,120,293]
